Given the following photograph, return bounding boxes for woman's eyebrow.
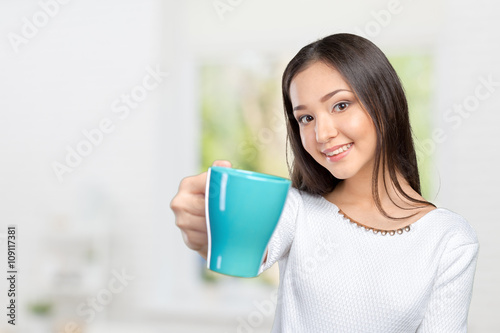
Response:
[293,89,351,112]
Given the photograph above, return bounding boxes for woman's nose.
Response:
[315,113,338,143]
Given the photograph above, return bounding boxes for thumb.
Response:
[212,160,232,168]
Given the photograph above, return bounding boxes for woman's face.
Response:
[289,61,377,180]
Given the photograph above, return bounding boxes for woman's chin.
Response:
[328,169,353,180]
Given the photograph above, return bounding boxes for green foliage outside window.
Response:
[389,54,434,199]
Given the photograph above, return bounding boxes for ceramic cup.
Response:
[205,166,291,277]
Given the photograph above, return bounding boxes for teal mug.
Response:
[205,166,291,277]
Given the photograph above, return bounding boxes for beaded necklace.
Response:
[338,208,412,236]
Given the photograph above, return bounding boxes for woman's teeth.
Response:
[326,143,353,157]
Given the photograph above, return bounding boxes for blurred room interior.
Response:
[0,0,499,332]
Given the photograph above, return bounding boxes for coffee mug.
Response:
[205,166,291,277]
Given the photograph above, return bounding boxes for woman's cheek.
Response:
[347,115,364,134]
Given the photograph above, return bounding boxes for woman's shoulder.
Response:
[425,207,479,246]
[289,187,328,205]
[289,187,340,216]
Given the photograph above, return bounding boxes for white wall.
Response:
[435,0,500,331]
[0,0,169,329]
[0,0,498,332]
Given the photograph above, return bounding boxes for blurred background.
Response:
[0,0,499,332]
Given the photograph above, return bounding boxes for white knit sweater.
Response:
[260,188,479,333]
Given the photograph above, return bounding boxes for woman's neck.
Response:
[328,168,421,213]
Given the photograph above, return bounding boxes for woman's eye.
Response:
[298,115,314,124]
[333,102,350,112]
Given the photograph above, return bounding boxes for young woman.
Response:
[171,33,479,332]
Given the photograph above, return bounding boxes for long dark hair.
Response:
[282,33,433,219]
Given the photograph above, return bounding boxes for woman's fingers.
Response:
[171,191,206,218]
[170,160,231,259]
[212,160,232,168]
[177,172,208,195]
[181,227,208,251]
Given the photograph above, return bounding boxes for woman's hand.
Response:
[170,160,232,259]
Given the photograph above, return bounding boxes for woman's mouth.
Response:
[323,142,353,161]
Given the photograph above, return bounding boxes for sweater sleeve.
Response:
[417,232,479,333]
[258,188,301,273]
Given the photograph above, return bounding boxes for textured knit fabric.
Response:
[259,188,479,333]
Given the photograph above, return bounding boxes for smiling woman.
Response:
[262,33,479,331]
[172,33,479,333]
